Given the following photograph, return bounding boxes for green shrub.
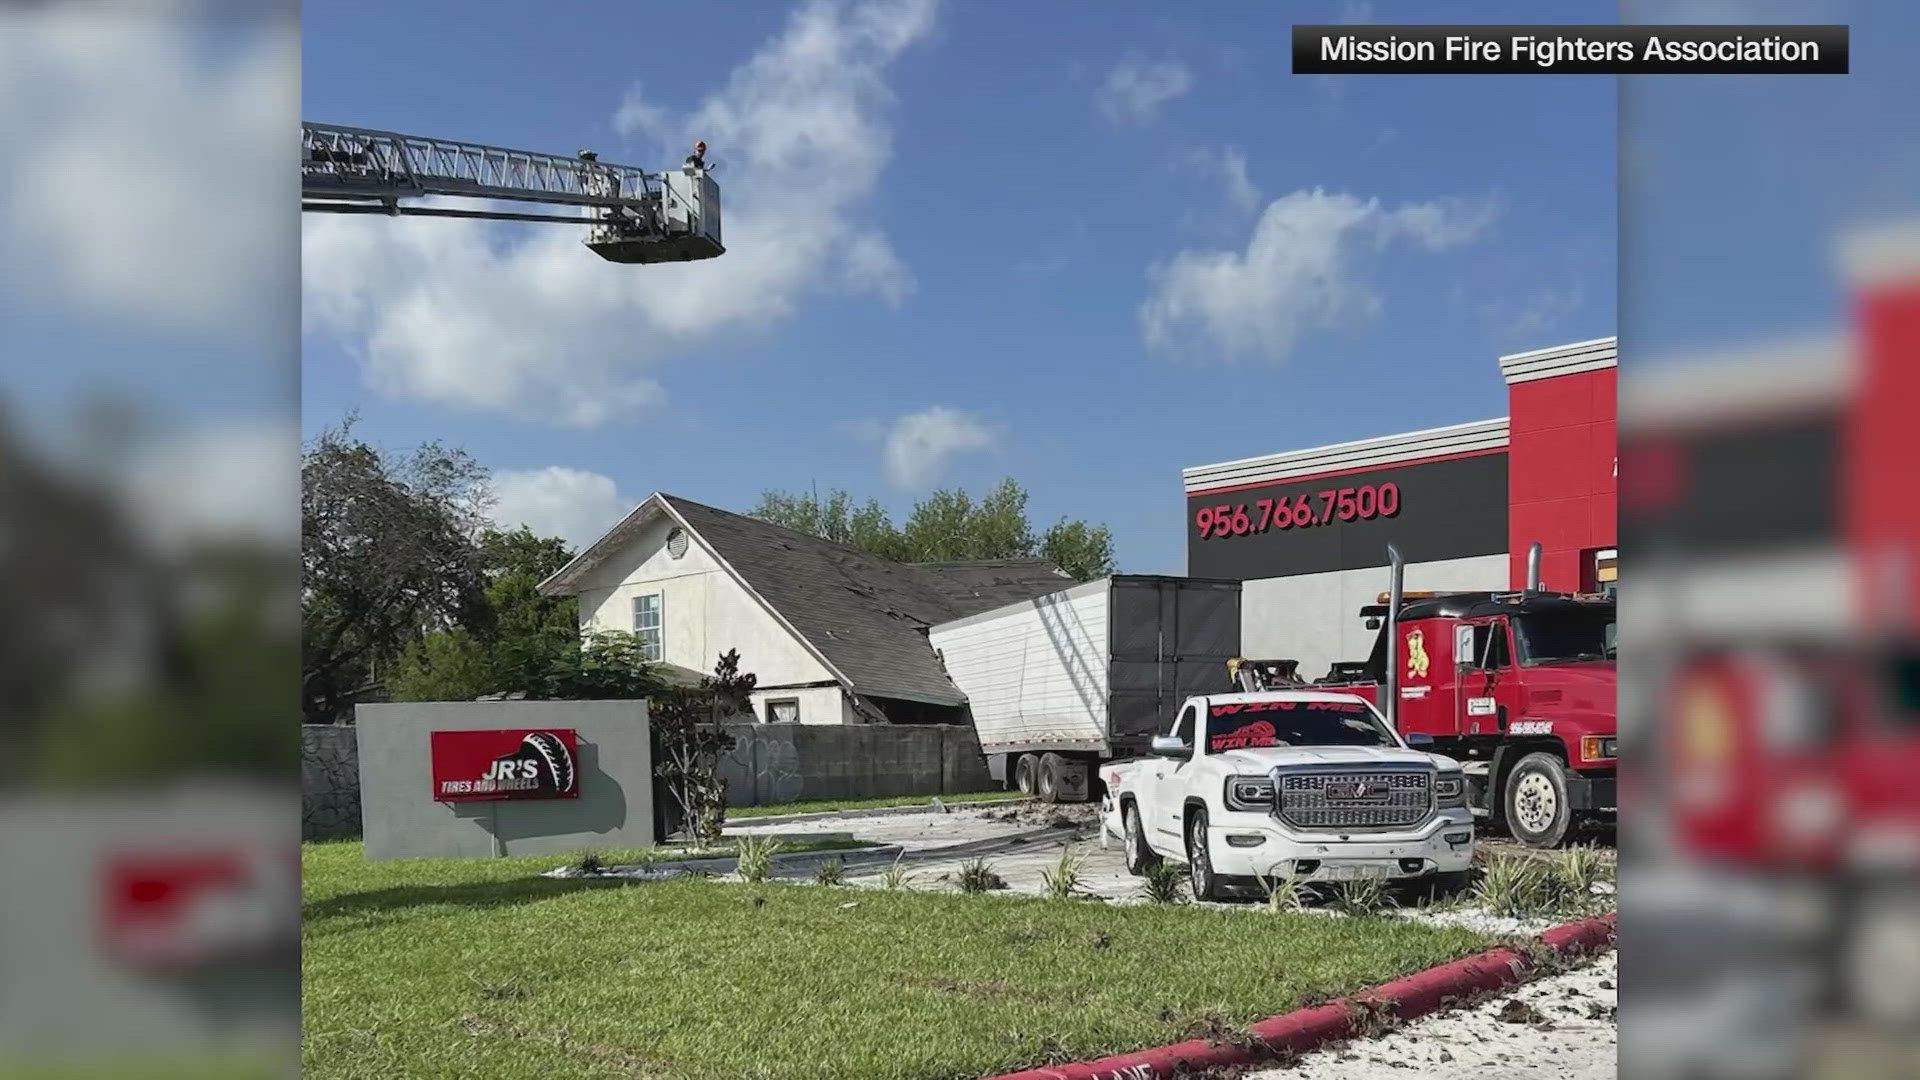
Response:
[881,853,915,891]
[735,834,784,884]
[813,857,847,887]
[1141,862,1186,905]
[955,857,1006,894]
[1039,849,1085,901]
[1260,870,1312,914]
[1327,876,1397,917]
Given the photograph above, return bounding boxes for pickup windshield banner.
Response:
[1207,700,1385,751]
[430,729,580,802]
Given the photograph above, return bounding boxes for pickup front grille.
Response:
[1276,770,1432,830]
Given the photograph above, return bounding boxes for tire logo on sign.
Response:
[487,732,576,794]
[1405,629,1430,679]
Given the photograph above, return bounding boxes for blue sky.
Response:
[297,0,1626,573]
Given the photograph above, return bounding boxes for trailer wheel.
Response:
[1036,753,1064,803]
[1123,802,1160,875]
[1014,754,1038,796]
[1504,751,1572,849]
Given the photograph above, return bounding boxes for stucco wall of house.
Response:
[748,685,857,725]
[574,513,835,692]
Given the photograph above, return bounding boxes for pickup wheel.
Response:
[1185,807,1224,902]
[1504,752,1572,849]
[1123,802,1160,875]
[1013,754,1038,797]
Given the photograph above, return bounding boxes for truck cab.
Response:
[1326,589,1617,847]
[1100,689,1474,900]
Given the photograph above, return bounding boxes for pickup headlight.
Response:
[1224,775,1275,812]
[1434,773,1467,809]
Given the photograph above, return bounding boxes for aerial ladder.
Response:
[300,121,723,264]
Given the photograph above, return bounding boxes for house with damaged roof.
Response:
[536,493,1074,725]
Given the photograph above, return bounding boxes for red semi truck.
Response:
[1305,543,1618,848]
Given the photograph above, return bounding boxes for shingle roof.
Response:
[536,493,1077,705]
[909,559,1074,617]
[660,497,1070,705]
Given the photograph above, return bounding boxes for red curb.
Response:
[984,911,1616,1080]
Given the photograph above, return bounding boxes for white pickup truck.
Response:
[1100,689,1475,900]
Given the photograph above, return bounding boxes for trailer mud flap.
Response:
[1054,759,1090,802]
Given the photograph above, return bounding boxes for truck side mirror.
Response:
[1404,732,1435,748]
[1364,617,1382,630]
[1149,735,1189,758]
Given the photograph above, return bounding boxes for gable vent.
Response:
[666,526,689,559]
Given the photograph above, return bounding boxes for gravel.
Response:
[1249,950,1617,1079]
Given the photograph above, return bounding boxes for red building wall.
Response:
[1507,366,1617,591]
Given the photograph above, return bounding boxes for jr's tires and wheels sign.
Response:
[430,729,580,801]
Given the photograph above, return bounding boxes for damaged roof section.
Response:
[540,493,1076,707]
[910,559,1073,617]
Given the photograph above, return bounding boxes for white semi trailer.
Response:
[926,575,1243,803]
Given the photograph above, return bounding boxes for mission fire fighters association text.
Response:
[1323,33,1822,68]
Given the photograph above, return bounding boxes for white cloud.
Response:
[303,0,938,426]
[488,466,636,551]
[1096,55,1192,126]
[1140,188,1498,362]
[0,4,294,334]
[849,406,994,488]
[614,82,671,144]
[1182,146,1259,214]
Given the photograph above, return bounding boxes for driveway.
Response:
[723,802,1612,918]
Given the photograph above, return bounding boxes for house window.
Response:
[631,593,663,661]
[766,698,800,723]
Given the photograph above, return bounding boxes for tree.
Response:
[536,631,668,701]
[750,477,1116,581]
[387,525,669,704]
[1039,518,1116,581]
[472,525,582,698]
[751,489,908,559]
[653,650,753,847]
[899,479,1035,562]
[302,421,491,723]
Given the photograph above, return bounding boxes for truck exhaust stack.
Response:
[1526,541,1543,592]
[1385,544,1404,730]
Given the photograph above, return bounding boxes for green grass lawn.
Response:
[725,789,1028,819]
[304,842,1494,1080]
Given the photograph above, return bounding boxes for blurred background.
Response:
[0,0,300,1075]
[1620,1,1920,1078]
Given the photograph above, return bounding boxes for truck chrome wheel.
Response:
[1124,803,1160,875]
[1186,809,1219,901]
[1513,773,1557,833]
[1504,751,1572,848]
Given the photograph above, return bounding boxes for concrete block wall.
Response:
[305,709,999,851]
[302,724,361,841]
[718,723,994,807]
